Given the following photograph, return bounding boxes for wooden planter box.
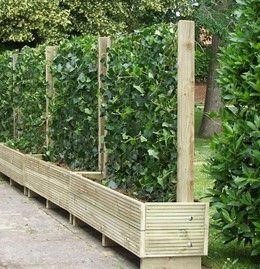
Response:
[0,143,209,269]
[0,143,24,185]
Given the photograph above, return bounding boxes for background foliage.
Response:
[209,0,260,255]
[0,0,69,45]
[47,36,98,171]
[60,0,194,36]
[104,24,178,202]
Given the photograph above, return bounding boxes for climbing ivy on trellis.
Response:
[0,52,13,141]
[104,24,178,202]
[46,36,98,171]
[7,46,46,154]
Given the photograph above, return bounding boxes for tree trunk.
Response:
[199,35,222,138]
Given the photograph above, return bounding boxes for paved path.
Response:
[0,177,138,269]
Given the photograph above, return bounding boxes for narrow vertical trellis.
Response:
[12,52,18,139]
[177,20,195,203]
[98,37,111,177]
[45,46,58,149]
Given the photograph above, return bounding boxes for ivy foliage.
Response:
[209,0,260,255]
[7,46,46,153]
[47,36,98,171]
[0,52,13,141]
[195,44,211,82]
[104,24,178,202]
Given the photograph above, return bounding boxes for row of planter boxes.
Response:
[0,143,208,268]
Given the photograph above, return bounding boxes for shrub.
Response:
[7,46,46,153]
[104,24,178,202]
[0,51,13,141]
[209,0,260,255]
[47,36,98,171]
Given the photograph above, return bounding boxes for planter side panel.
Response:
[0,144,24,185]
[25,156,70,211]
[70,174,144,256]
[144,203,208,257]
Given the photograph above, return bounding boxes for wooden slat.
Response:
[144,203,207,257]
[74,171,103,181]
[70,173,143,229]
[70,194,142,256]
[0,144,24,185]
[25,155,70,210]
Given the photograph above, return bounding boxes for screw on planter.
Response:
[187,242,193,247]
[188,216,193,221]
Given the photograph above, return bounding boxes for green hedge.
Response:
[104,24,178,202]
[7,46,46,153]
[0,52,13,141]
[46,36,98,171]
[209,0,260,255]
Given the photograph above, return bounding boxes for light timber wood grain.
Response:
[143,203,206,257]
[140,257,201,269]
[98,37,111,176]
[74,171,103,181]
[12,52,18,139]
[45,46,58,149]
[0,144,24,185]
[177,20,195,203]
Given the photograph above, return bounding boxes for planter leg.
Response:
[23,187,28,196]
[69,213,73,224]
[27,189,39,198]
[9,178,14,186]
[72,215,85,227]
[102,234,117,247]
[46,199,57,209]
[140,257,201,269]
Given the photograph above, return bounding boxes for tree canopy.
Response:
[0,0,193,46]
[0,0,69,45]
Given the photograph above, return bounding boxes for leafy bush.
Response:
[0,51,13,141]
[47,36,98,171]
[104,24,178,202]
[7,46,46,153]
[195,44,210,82]
[209,0,260,255]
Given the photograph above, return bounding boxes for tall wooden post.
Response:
[12,52,18,139]
[141,21,201,269]
[177,20,195,203]
[45,46,58,149]
[98,37,111,176]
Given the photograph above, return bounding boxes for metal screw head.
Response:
[188,216,193,221]
[187,242,193,247]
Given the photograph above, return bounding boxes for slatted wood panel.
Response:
[143,203,208,257]
[0,144,208,260]
[70,173,144,256]
[0,144,24,185]
[25,155,70,211]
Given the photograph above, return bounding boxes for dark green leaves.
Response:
[104,24,178,202]
[209,0,260,256]
[47,36,98,171]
